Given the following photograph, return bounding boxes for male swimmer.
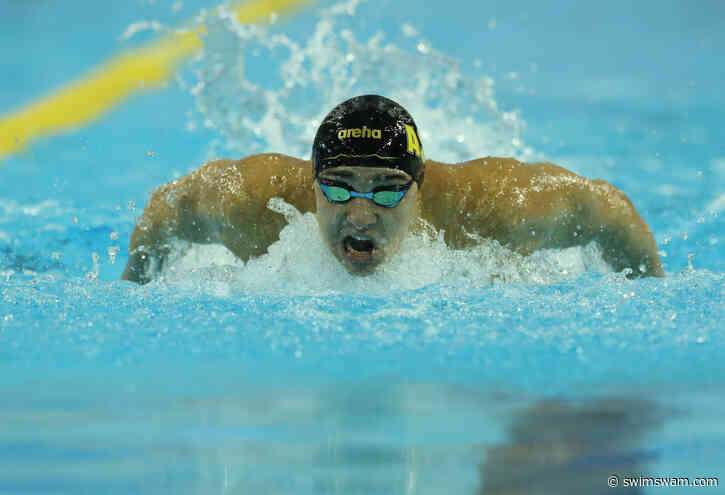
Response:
[122,94,663,284]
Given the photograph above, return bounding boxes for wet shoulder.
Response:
[420,157,525,211]
[438,156,575,180]
[422,156,583,197]
[417,157,584,246]
[177,153,315,214]
[230,153,316,213]
[197,153,312,185]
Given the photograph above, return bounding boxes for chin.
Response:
[342,260,380,276]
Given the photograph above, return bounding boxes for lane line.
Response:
[0,0,313,162]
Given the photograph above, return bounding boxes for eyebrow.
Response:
[321,171,411,183]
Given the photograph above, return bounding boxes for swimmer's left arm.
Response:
[568,177,664,277]
[498,161,664,277]
[429,158,664,277]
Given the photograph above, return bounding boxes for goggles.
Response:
[319,179,413,208]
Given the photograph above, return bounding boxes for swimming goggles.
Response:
[319,179,413,208]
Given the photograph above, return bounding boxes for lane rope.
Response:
[0,0,313,162]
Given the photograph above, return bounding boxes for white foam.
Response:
[118,20,167,41]
[187,0,538,164]
[159,1,614,295]
[157,199,611,295]
[0,199,64,221]
[708,194,725,214]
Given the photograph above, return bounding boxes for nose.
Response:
[346,197,377,229]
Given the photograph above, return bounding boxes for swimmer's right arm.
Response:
[121,154,314,284]
[121,159,233,284]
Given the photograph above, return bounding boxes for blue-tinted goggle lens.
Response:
[319,180,412,208]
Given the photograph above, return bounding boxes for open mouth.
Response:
[342,235,378,261]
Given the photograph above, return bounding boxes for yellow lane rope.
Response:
[0,0,313,162]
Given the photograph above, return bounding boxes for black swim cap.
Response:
[312,95,425,184]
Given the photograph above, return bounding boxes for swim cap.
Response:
[312,95,425,184]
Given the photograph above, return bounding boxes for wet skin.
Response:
[121,153,664,284]
[314,166,419,275]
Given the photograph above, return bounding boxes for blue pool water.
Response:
[1,0,724,492]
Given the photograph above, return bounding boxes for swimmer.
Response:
[121,94,664,284]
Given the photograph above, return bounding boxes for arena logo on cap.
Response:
[337,126,382,140]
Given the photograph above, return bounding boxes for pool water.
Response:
[1,0,724,493]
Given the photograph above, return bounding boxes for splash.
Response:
[156,0,609,293]
[187,0,535,163]
[157,198,611,295]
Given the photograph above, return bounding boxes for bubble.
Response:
[86,252,100,281]
[401,24,418,37]
[107,246,120,264]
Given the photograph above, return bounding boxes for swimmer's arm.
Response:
[567,177,664,277]
[425,158,663,277]
[121,160,234,284]
[498,162,664,277]
[121,154,315,284]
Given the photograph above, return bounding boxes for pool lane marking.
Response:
[0,30,202,162]
[0,0,314,163]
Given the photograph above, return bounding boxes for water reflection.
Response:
[0,375,676,494]
[479,398,664,494]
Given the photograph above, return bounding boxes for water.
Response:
[1,0,724,492]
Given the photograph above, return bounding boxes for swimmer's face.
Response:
[314,166,419,275]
